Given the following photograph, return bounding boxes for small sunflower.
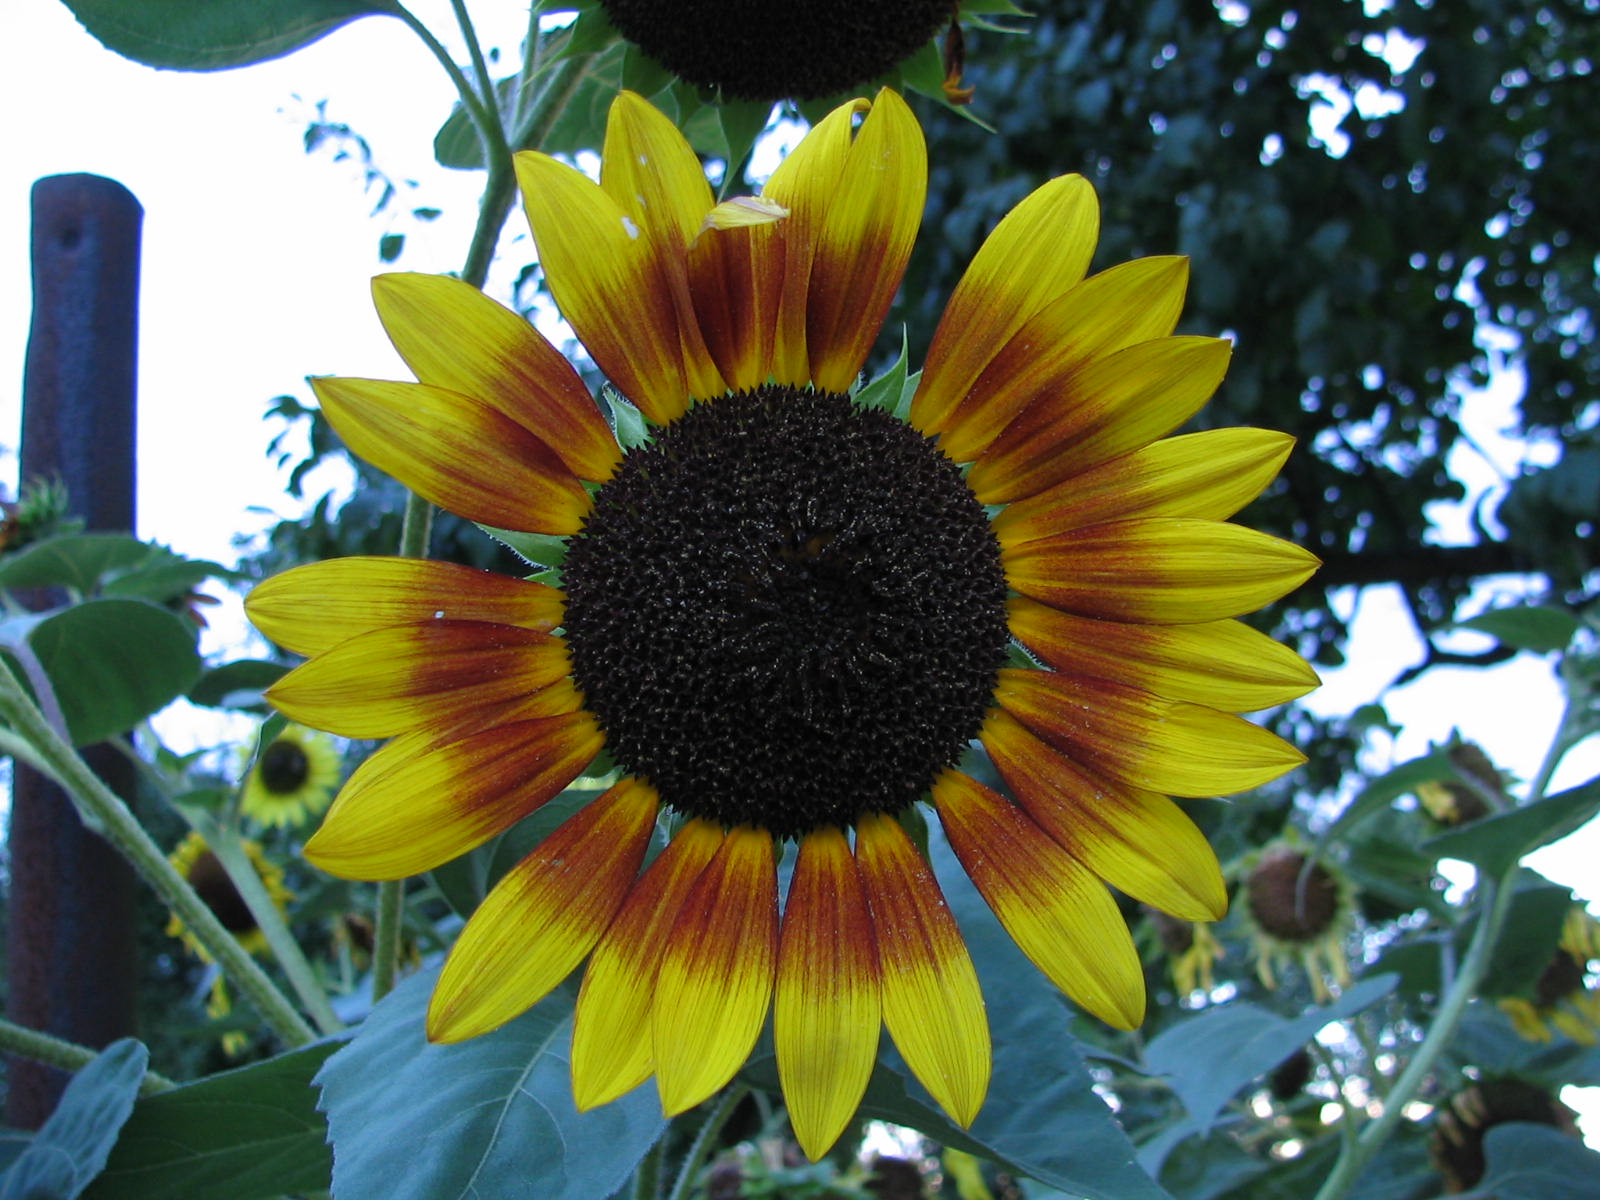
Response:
[249,89,1319,1158]
[1147,907,1225,997]
[1500,906,1600,1045]
[239,723,341,828]
[1240,840,1354,1002]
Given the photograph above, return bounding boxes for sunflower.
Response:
[248,89,1319,1158]
[1239,840,1355,1003]
[1499,906,1600,1045]
[239,723,341,828]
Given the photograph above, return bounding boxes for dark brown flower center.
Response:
[1246,849,1342,942]
[186,851,257,934]
[561,386,1009,839]
[259,739,310,794]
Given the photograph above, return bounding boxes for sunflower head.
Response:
[1241,841,1355,1002]
[250,88,1319,1159]
[1499,905,1600,1045]
[1429,1077,1580,1192]
[240,724,340,829]
[1417,741,1505,827]
[598,0,954,101]
[1146,907,1224,997]
[165,830,292,961]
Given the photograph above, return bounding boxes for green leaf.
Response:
[606,390,652,451]
[1479,881,1572,998]
[27,598,202,745]
[316,969,667,1200]
[1320,748,1457,843]
[474,525,568,570]
[187,659,291,711]
[1457,605,1583,654]
[856,329,911,413]
[1474,1123,1600,1200]
[60,0,396,70]
[0,533,223,601]
[85,1042,340,1200]
[1423,776,1600,877]
[0,1039,147,1200]
[379,233,405,262]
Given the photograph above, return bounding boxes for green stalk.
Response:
[449,0,498,112]
[393,3,510,170]
[0,1018,176,1096]
[0,661,316,1047]
[665,1084,749,1200]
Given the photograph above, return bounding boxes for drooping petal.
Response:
[571,819,723,1110]
[854,812,989,1127]
[652,826,779,1115]
[993,668,1306,798]
[427,778,660,1042]
[805,88,926,392]
[1007,599,1320,712]
[371,273,621,482]
[303,711,604,880]
[911,175,1100,435]
[514,150,691,423]
[266,622,571,738]
[933,771,1144,1029]
[981,709,1226,922]
[991,428,1295,547]
[969,335,1228,503]
[776,827,881,1162]
[311,377,590,534]
[246,557,566,658]
[938,258,1193,464]
[1001,517,1321,623]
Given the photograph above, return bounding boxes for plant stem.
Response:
[0,1018,176,1095]
[0,660,316,1047]
[393,3,509,169]
[631,1140,663,1200]
[665,1083,749,1200]
[1525,695,1574,805]
[449,0,497,112]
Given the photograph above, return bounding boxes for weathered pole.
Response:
[6,174,142,1127]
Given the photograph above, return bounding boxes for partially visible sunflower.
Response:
[1500,906,1600,1045]
[1240,840,1355,1002]
[1147,907,1225,997]
[239,724,340,828]
[249,89,1319,1158]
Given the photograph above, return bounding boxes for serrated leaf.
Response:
[856,328,911,413]
[1457,605,1582,654]
[316,969,667,1200]
[0,1039,146,1200]
[59,0,396,71]
[1423,776,1600,877]
[84,1042,340,1200]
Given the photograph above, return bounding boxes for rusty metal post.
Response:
[6,174,142,1127]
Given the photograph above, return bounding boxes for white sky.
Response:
[4,0,1598,1130]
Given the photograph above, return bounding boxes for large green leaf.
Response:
[59,0,396,71]
[1423,776,1600,876]
[1473,1124,1600,1199]
[316,969,666,1200]
[85,1042,340,1200]
[24,598,203,745]
[0,1039,147,1200]
[0,532,224,602]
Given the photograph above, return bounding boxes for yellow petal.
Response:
[994,668,1307,798]
[992,428,1295,546]
[854,812,989,1128]
[933,771,1144,1029]
[428,778,660,1042]
[653,826,779,1115]
[571,819,723,1109]
[912,175,1101,435]
[776,828,882,1161]
[981,710,1226,922]
[267,622,571,738]
[312,376,590,534]
[303,712,603,880]
[1001,517,1321,623]
[246,557,566,658]
[1007,599,1320,712]
[371,273,620,482]
[701,195,790,231]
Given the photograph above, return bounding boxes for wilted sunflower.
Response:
[1240,840,1355,1003]
[249,88,1319,1158]
[239,723,340,828]
[1500,906,1600,1045]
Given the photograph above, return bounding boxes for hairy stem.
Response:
[0,1018,176,1096]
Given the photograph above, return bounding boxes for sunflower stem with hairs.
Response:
[0,1017,177,1095]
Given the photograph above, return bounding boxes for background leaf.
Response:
[1456,605,1583,654]
[1472,1123,1600,1200]
[1423,777,1600,875]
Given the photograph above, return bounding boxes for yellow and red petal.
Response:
[514,150,693,423]
[427,777,660,1042]
[265,622,572,739]
[994,668,1306,798]
[1007,599,1320,712]
[652,826,779,1115]
[992,428,1295,547]
[933,771,1144,1029]
[688,219,780,391]
[911,175,1101,436]
[776,827,882,1162]
[981,710,1226,922]
[968,334,1228,503]
[938,257,1193,465]
[804,89,926,392]
[570,819,723,1110]
[311,376,590,534]
[371,273,621,482]
[854,812,989,1127]
[303,711,603,880]
[1002,517,1320,624]
[246,557,566,658]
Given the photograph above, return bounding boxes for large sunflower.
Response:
[248,89,1319,1158]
